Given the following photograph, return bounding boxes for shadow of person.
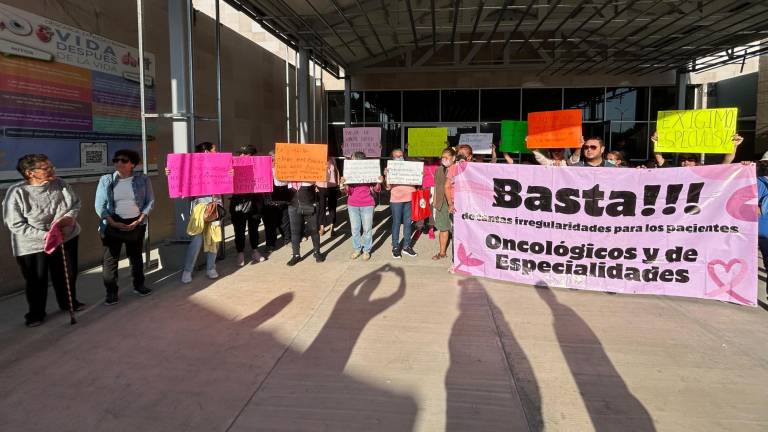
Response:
[446,277,542,431]
[534,281,656,431]
[232,264,418,431]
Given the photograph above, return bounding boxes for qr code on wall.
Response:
[80,142,107,168]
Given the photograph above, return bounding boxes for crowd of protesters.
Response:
[2,130,764,327]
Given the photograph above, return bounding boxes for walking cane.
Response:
[59,244,77,325]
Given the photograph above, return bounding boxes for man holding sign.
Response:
[385,149,421,258]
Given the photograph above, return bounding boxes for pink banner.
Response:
[167,153,233,198]
[232,156,274,194]
[453,163,758,306]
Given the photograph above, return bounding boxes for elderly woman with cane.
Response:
[2,154,84,327]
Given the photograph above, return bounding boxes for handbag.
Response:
[203,202,226,222]
[411,189,431,221]
[298,202,316,216]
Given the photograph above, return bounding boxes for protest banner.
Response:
[500,120,529,153]
[274,143,328,181]
[459,133,494,154]
[527,110,582,148]
[408,128,448,157]
[655,108,738,154]
[232,156,273,193]
[343,127,382,157]
[386,160,424,185]
[452,163,757,306]
[167,153,233,198]
[343,159,382,184]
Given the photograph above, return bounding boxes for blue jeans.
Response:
[348,205,374,252]
[183,234,216,273]
[391,201,412,250]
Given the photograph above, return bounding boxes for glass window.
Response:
[327,91,345,123]
[481,89,520,121]
[707,73,757,117]
[650,86,676,120]
[349,91,364,123]
[403,90,439,122]
[522,88,563,117]
[582,122,605,141]
[381,123,402,157]
[564,88,604,121]
[605,87,649,121]
[479,122,501,147]
[327,124,345,157]
[365,91,401,123]
[441,90,479,122]
[609,122,649,163]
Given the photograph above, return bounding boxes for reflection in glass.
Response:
[522,88,563,117]
[403,90,439,122]
[365,91,401,123]
[481,89,520,121]
[609,122,649,162]
[605,87,648,121]
[441,90,479,122]
[564,88,604,121]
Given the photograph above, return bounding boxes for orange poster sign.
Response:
[527,109,582,148]
[274,143,328,181]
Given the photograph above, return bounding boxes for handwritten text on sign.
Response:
[408,128,448,157]
[167,153,233,198]
[343,159,381,184]
[274,143,328,181]
[527,109,582,148]
[232,156,273,193]
[452,163,757,306]
[343,127,382,157]
[386,160,424,185]
[459,133,494,154]
[655,108,738,154]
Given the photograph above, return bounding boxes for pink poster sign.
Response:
[343,127,382,157]
[232,156,274,194]
[167,153,233,198]
[453,163,758,306]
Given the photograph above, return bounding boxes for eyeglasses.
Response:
[31,165,54,172]
[582,145,599,151]
[112,158,131,164]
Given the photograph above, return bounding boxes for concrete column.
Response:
[344,76,351,127]
[298,48,310,144]
[756,52,768,155]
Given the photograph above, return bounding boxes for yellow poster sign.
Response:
[407,128,448,157]
[655,108,738,154]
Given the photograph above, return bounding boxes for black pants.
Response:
[231,211,262,252]
[317,186,338,228]
[16,236,79,322]
[102,223,146,295]
[288,204,320,256]
[264,204,291,248]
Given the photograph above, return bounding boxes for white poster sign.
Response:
[386,160,424,185]
[343,159,381,184]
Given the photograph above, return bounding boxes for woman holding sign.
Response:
[340,152,382,261]
[230,145,267,267]
[3,154,84,327]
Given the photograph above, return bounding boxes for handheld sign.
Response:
[408,128,448,157]
[386,160,424,185]
[458,133,494,154]
[167,153,233,198]
[274,143,327,181]
[655,108,738,154]
[343,159,381,184]
[232,156,273,193]
[343,127,382,157]
[527,109,582,148]
[500,120,529,153]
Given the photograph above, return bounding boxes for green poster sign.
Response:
[500,120,529,153]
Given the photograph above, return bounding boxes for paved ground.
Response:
[1,206,767,431]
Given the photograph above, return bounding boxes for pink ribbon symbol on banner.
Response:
[705,259,750,305]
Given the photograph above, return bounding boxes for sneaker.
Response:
[181,271,192,284]
[361,252,371,261]
[133,286,152,296]
[314,252,325,263]
[392,249,402,259]
[252,250,266,263]
[237,252,246,267]
[104,293,119,306]
[206,269,219,279]
[287,255,301,266]
[25,318,44,328]
[402,247,418,257]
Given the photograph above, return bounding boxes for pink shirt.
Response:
[422,163,439,188]
[346,183,380,207]
[389,185,416,203]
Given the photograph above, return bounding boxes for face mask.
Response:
[606,159,616,166]
[393,157,404,161]
[441,159,452,167]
